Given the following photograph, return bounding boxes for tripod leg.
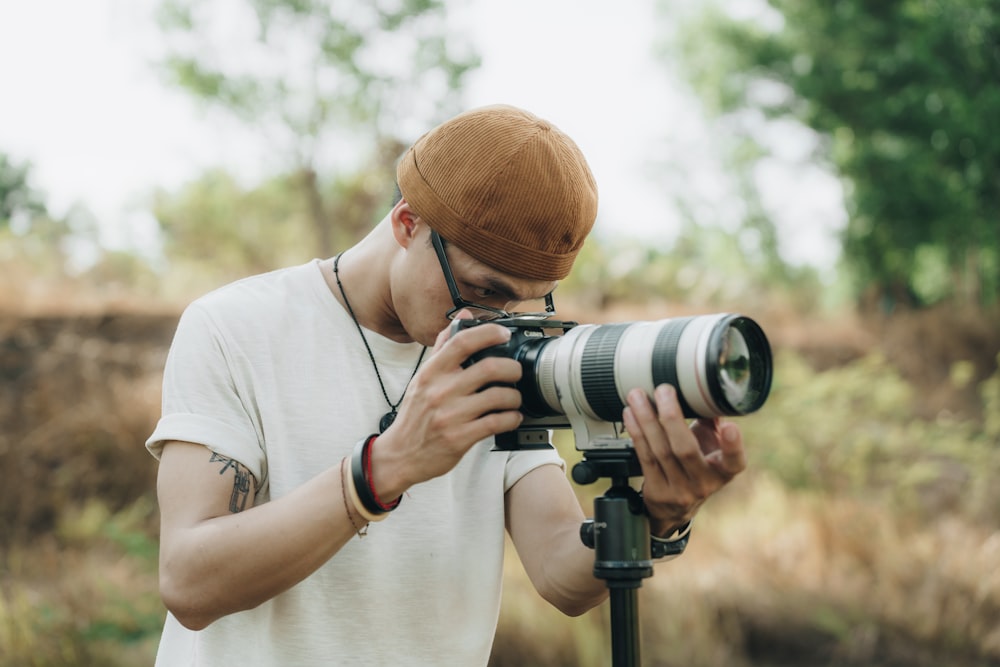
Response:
[609,587,640,667]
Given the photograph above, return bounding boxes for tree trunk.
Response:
[300,167,332,258]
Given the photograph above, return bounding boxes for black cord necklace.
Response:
[333,252,427,433]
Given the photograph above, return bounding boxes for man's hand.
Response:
[370,312,524,499]
[622,384,747,537]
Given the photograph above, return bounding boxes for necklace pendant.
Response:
[379,410,397,433]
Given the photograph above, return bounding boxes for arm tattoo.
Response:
[209,452,254,513]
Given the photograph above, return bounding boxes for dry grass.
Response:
[645,475,1000,665]
[0,498,161,666]
[493,472,1000,667]
[0,260,179,318]
[3,292,1000,666]
[0,312,172,543]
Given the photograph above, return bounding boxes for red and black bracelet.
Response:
[350,434,401,516]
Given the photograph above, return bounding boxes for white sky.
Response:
[0,0,844,272]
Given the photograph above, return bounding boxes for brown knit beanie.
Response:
[396,105,598,281]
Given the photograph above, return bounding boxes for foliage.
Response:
[76,249,164,297]
[741,349,1000,524]
[0,153,65,266]
[526,346,1000,666]
[156,0,477,138]
[3,305,1000,665]
[668,0,1000,308]
[0,500,161,667]
[154,0,480,257]
[0,313,167,665]
[0,153,100,284]
[0,313,168,542]
[562,225,830,316]
[152,168,312,289]
[0,154,48,231]
[152,146,400,291]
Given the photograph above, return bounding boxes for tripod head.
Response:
[573,451,654,588]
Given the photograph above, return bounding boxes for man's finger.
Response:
[708,422,747,476]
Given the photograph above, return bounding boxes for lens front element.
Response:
[720,325,751,408]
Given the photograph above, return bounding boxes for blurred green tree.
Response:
[0,153,75,277]
[152,168,316,290]
[0,153,48,230]
[154,0,480,264]
[0,152,161,299]
[666,0,1000,308]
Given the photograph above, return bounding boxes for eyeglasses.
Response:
[430,229,556,321]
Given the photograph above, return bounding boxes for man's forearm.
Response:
[159,463,359,630]
[528,521,610,617]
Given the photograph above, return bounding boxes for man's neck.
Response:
[321,227,412,344]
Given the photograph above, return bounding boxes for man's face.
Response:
[394,224,559,346]
[429,229,557,322]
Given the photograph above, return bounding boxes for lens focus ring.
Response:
[580,324,629,422]
[650,317,697,418]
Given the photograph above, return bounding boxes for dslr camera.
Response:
[451,313,772,452]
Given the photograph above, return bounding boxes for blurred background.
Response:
[1,0,998,664]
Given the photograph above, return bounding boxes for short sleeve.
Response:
[145,303,265,484]
[502,444,565,493]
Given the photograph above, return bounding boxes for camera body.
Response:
[452,317,620,451]
[451,313,773,452]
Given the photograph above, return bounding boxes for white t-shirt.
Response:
[146,260,564,666]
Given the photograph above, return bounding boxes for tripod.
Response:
[574,451,653,667]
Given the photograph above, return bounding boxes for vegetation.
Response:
[155,0,479,259]
[3,0,1000,664]
[3,304,999,666]
[666,0,1000,309]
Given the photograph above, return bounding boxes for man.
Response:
[147,105,746,665]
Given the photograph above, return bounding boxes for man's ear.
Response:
[390,199,423,248]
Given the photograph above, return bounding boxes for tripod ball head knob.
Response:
[572,461,600,485]
[580,519,596,549]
